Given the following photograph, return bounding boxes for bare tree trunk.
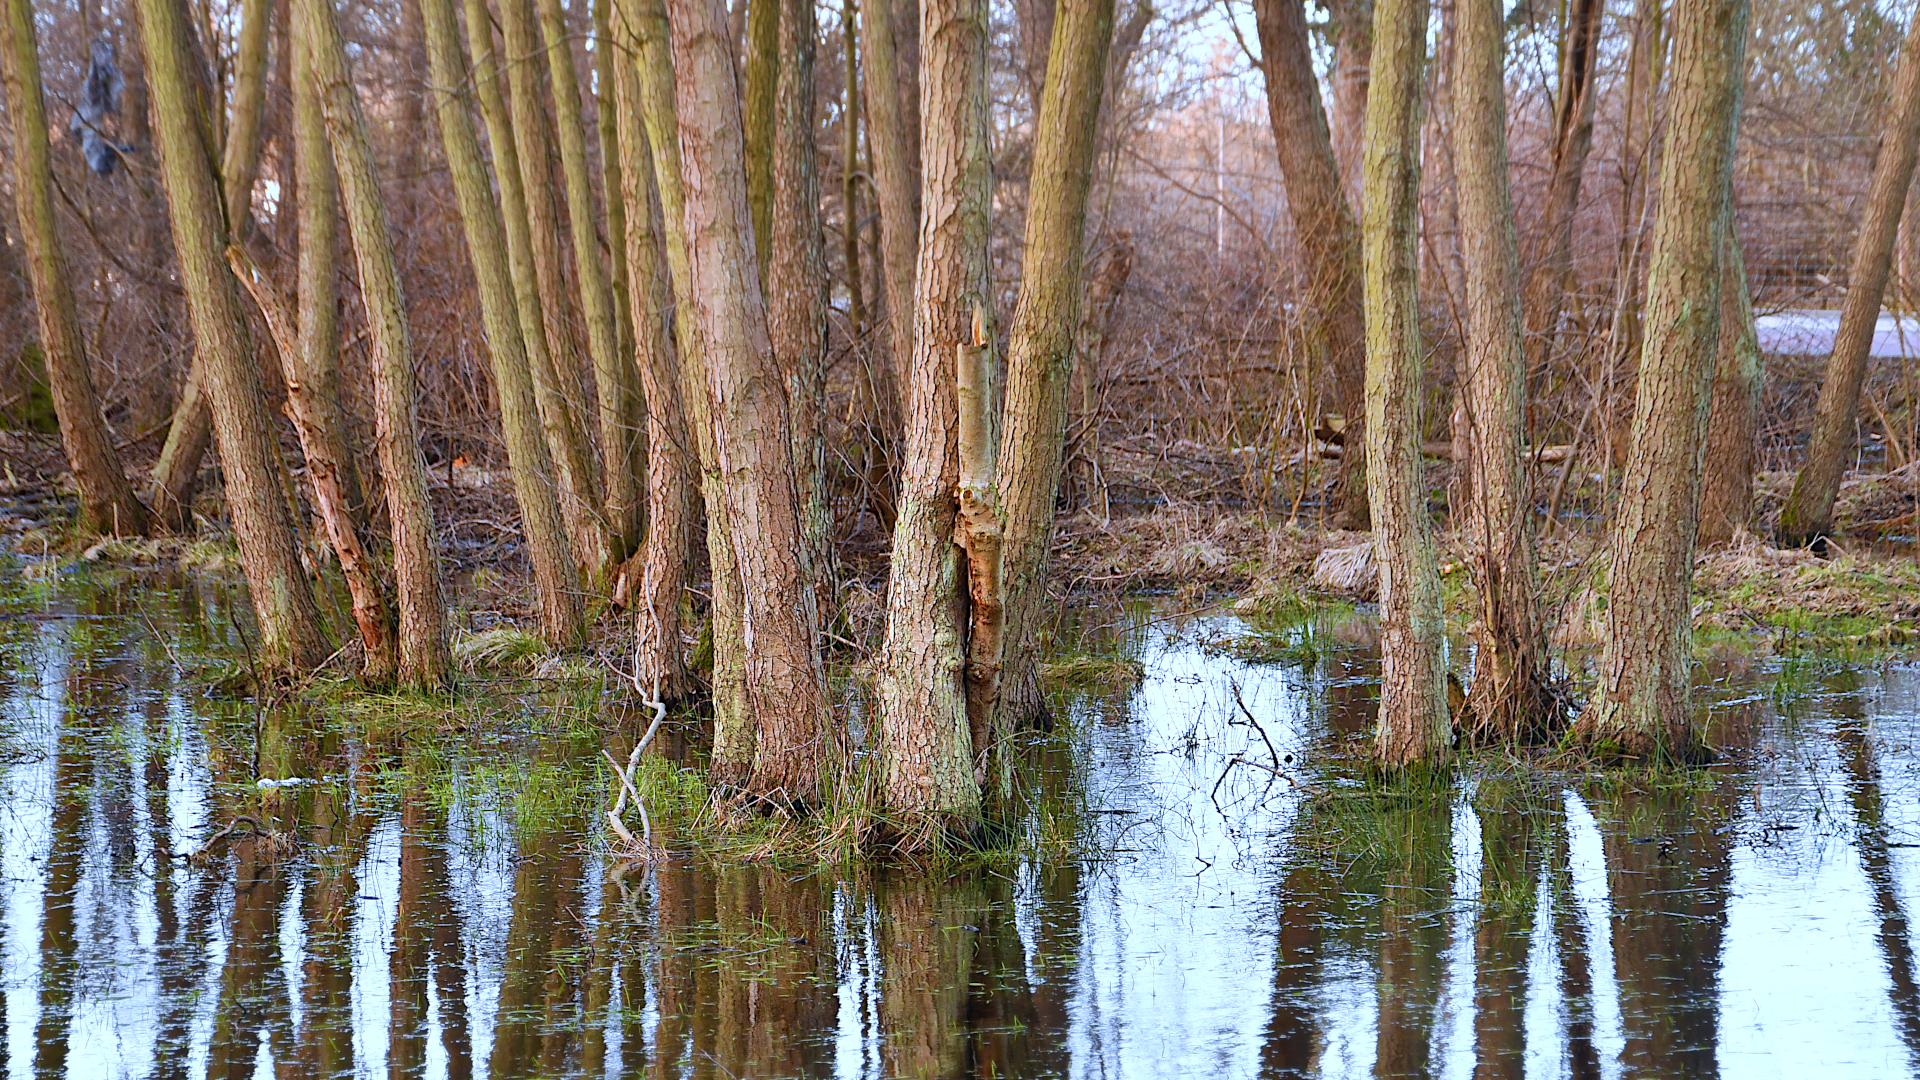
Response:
[495,0,613,576]
[593,0,635,363]
[135,0,330,671]
[1521,0,1604,377]
[1327,0,1373,205]
[666,0,830,804]
[1252,0,1370,528]
[227,26,398,680]
[1575,0,1748,763]
[610,10,695,701]
[879,0,992,840]
[0,0,151,536]
[742,0,777,277]
[221,0,272,236]
[420,0,585,648]
[1698,225,1762,545]
[1778,11,1920,546]
[537,0,645,563]
[859,0,919,390]
[1452,0,1548,742]
[299,0,453,692]
[626,0,753,783]
[842,0,898,531]
[996,0,1117,742]
[769,0,830,615]
[1363,0,1448,770]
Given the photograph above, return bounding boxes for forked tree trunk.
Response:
[536,0,646,561]
[299,0,453,692]
[1521,0,1604,375]
[135,0,330,671]
[1362,0,1448,769]
[626,0,753,782]
[610,10,695,701]
[0,0,151,536]
[1251,0,1369,528]
[493,0,612,576]
[420,0,585,648]
[1452,0,1549,742]
[1698,225,1762,545]
[879,0,993,840]
[996,0,1117,745]
[1575,0,1749,763]
[1778,11,1920,547]
[665,0,830,804]
[225,27,397,681]
[222,0,272,236]
[769,0,831,611]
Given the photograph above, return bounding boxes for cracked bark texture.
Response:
[626,0,752,780]
[1576,0,1749,762]
[1452,0,1548,741]
[667,0,829,803]
[1362,0,1448,769]
[879,0,994,839]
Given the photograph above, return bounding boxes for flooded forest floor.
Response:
[4,436,1920,1075]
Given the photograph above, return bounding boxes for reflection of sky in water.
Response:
[4,586,1920,1078]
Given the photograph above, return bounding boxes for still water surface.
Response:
[3,570,1920,1078]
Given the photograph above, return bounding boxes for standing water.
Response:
[3,567,1919,1078]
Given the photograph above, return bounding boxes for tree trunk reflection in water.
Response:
[1373,798,1452,1080]
[203,837,296,1079]
[1260,862,1329,1076]
[1550,796,1601,1080]
[879,873,982,1077]
[33,696,86,1076]
[1595,781,1734,1078]
[1829,675,1920,1072]
[490,823,587,1077]
[1471,787,1548,1079]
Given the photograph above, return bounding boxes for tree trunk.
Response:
[420,0,585,648]
[299,0,453,691]
[1575,0,1749,763]
[1252,0,1370,528]
[1327,0,1372,205]
[221,0,272,237]
[879,0,992,839]
[1778,11,1920,547]
[1452,0,1549,742]
[1362,0,1448,770]
[0,0,151,536]
[536,0,646,563]
[1521,0,1604,377]
[593,0,635,365]
[626,0,753,783]
[996,0,1117,743]
[769,0,831,618]
[1698,224,1761,545]
[226,28,396,681]
[859,0,920,390]
[610,11,695,701]
[666,0,831,805]
[135,0,330,671]
[494,0,612,576]
[743,0,778,278]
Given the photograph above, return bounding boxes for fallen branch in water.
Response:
[170,815,265,864]
[604,582,670,862]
